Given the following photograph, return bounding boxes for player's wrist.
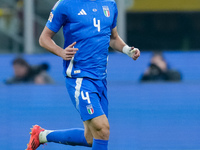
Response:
[122,45,134,57]
[57,48,64,58]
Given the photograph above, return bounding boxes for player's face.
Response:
[151,55,163,64]
[13,64,28,78]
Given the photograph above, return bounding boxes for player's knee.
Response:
[95,124,110,140]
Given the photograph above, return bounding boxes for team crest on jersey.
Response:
[86,105,94,115]
[102,6,110,17]
[48,12,54,22]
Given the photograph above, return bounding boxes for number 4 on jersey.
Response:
[93,18,100,32]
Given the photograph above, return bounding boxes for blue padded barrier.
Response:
[0,83,200,150]
[0,52,200,150]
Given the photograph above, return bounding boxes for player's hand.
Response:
[131,47,140,61]
[59,42,79,60]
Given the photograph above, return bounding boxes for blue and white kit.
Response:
[46,0,118,121]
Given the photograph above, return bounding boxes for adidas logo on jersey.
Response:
[78,9,87,15]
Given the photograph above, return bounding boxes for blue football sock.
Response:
[46,128,90,147]
[92,139,108,150]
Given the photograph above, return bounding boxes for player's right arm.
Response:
[39,1,78,60]
[39,26,78,61]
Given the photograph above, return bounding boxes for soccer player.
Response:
[26,0,140,150]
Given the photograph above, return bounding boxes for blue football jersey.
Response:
[46,0,118,79]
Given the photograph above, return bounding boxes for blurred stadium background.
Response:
[0,0,200,150]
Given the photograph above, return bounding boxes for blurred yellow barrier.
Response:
[128,0,200,12]
[0,9,3,17]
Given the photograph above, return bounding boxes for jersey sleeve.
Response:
[46,0,67,33]
[111,2,118,29]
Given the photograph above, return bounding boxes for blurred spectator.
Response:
[141,52,181,82]
[5,57,54,84]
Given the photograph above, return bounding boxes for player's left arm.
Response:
[110,27,140,60]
